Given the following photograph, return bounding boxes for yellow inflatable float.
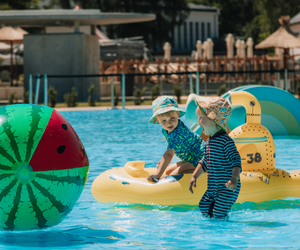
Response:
[91,91,300,205]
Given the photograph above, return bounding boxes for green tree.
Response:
[251,0,300,43]
[0,0,39,10]
[188,0,300,44]
[42,0,71,9]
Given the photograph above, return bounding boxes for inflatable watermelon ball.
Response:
[0,104,89,231]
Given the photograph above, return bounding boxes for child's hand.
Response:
[147,174,159,182]
[189,176,197,194]
[226,178,237,192]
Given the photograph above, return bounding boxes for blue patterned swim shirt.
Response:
[162,119,205,167]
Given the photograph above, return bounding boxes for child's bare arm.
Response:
[225,167,240,191]
[189,163,204,194]
[147,149,175,181]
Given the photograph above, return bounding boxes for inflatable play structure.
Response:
[0,104,89,231]
[224,85,300,137]
[186,85,300,137]
[91,90,300,206]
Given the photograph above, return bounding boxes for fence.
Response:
[29,68,298,109]
[100,54,300,86]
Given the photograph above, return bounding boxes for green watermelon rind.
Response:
[0,104,89,230]
[0,166,89,230]
[0,105,53,166]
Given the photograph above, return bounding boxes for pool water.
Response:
[1,109,300,249]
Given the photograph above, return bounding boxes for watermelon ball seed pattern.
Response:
[0,104,89,231]
[57,145,66,154]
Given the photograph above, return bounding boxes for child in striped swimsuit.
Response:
[147,96,205,182]
[189,97,241,219]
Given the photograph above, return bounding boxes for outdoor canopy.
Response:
[255,23,300,49]
[0,26,28,86]
[255,16,300,70]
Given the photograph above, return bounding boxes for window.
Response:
[201,22,205,41]
[183,22,187,49]
[171,29,174,48]
[195,22,199,41]
[177,26,181,49]
[189,22,193,49]
[207,23,211,38]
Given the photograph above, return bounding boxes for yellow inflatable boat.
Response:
[91,91,300,205]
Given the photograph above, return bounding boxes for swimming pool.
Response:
[1,109,299,249]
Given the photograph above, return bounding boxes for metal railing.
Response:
[29,68,297,108]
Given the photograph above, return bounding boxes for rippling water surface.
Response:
[1,109,300,249]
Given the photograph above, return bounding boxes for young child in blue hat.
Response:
[147,96,205,182]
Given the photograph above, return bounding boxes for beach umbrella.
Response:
[255,16,300,69]
[0,26,28,86]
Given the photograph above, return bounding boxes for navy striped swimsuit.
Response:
[198,130,242,219]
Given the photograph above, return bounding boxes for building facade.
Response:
[172,4,219,52]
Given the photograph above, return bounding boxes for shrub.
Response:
[23,91,35,104]
[64,87,78,107]
[217,84,228,96]
[114,86,120,107]
[297,84,300,100]
[151,84,160,100]
[173,85,182,104]
[134,87,147,105]
[236,81,242,87]
[88,84,96,106]
[48,85,57,108]
[18,74,24,84]
[8,92,17,105]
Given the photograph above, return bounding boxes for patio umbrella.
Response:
[255,16,300,69]
[0,26,28,86]
[0,42,11,52]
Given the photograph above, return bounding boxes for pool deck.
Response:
[55,104,186,112]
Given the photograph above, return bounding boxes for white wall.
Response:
[173,7,219,50]
[46,26,91,34]
[290,23,300,59]
[24,33,100,102]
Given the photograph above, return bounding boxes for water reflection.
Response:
[0,227,125,248]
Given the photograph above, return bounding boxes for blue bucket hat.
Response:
[149,96,186,124]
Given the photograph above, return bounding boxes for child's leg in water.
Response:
[212,188,239,219]
[199,191,215,218]
[199,188,239,219]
